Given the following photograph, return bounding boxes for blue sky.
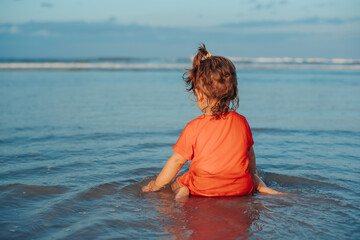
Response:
[0,0,359,58]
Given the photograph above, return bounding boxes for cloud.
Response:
[221,17,360,28]
[0,20,359,58]
[107,16,117,23]
[0,24,19,34]
[41,2,53,8]
[254,2,274,10]
[349,17,360,22]
[251,0,287,10]
[0,21,308,57]
[32,29,61,37]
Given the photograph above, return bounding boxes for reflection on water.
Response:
[152,191,262,239]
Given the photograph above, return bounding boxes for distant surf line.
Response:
[1,62,359,70]
[1,57,359,64]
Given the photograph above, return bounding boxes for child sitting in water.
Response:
[142,44,282,200]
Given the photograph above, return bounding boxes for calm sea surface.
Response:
[0,68,359,239]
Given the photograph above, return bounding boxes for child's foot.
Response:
[175,186,189,202]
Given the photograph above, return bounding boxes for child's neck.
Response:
[203,109,213,115]
[201,104,214,115]
[202,105,230,116]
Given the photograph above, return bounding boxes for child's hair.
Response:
[183,44,239,119]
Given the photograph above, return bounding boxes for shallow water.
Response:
[0,69,359,239]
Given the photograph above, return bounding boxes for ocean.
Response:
[0,58,359,239]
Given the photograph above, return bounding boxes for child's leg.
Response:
[171,177,190,201]
[174,186,190,201]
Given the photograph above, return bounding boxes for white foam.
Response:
[228,57,360,65]
[234,64,360,70]
[0,63,189,70]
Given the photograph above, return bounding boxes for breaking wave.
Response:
[0,57,359,70]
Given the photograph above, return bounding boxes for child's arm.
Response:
[249,146,284,195]
[142,152,188,192]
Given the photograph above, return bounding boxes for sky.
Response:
[0,0,359,58]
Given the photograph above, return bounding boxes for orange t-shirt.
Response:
[173,111,255,197]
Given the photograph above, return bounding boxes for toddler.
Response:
[142,44,282,200]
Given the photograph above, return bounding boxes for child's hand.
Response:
[142,180,161,192]
[257,186,287,195]
[252,173,286,196]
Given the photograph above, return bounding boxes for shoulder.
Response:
[228,111,248,122]
[228,111,252,131]
[183,115,208,133]
[187,114,207,125]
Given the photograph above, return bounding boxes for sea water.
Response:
[0,63,359,239]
